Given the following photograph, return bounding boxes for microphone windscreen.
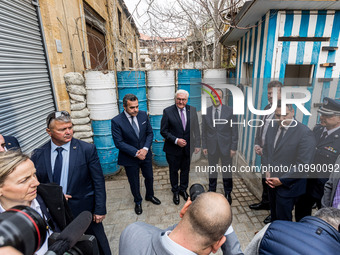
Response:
[58,210,92,249]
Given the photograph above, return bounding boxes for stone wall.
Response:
[64,72,93,143]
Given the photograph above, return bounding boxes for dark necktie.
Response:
[319,131,328,142]
[131,116,139,138]
[275,127,285,148]
[180,109,186,130]
[214,108,219,119]
[53,147,63,184]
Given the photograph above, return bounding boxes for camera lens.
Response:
[189,183,205,201]
[0,205,47,255]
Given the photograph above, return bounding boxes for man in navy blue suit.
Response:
[31,111,111,255]
[111,94,161,215]
[202,89,238,205]
[0,133,20,152]
[161,90,201,205]
[263,101,316,221]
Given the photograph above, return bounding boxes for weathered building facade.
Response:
[0,0,139,152]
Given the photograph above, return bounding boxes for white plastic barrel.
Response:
[85,71,119,120]
[147,70,175,115]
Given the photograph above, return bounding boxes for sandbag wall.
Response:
[64,72,93,143]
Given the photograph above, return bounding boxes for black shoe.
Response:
[225,193,232,205]
[179,190,189,201]
[146,196,161,205]
[249,202,270,210]
[135,203,142,215]
[173,193,180,205]
[263,215,271,224]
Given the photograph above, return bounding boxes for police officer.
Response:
[295,97,340,221]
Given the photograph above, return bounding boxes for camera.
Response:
[0,206,98,255]
[0,205,47,255]
[189,183,205,201]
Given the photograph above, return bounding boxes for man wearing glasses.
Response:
[0,133,20,152]
[161,90,201,205]
[31,111,111,255]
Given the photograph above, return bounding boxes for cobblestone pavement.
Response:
[104,158,267,255]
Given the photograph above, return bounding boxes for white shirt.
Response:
[0,199,52,255]
[124,110,149,153]
[161,230,196,255]
[124,110,140,132]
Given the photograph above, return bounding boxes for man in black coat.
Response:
[161,89,201,205]
[111,94,161,215]
[295,97,340,221]
[249,80,282,224]
[202,88,238,204]
[31,111,111,255]
[263,102,316,221]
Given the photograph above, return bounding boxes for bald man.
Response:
[119,192,239,255]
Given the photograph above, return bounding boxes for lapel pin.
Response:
[8,143,11,145]
[335,135,339,138]
[73,146,77,149]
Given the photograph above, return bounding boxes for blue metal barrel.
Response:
[117,71,148,113]
[92,120,119,175]
[149,115,167,166]
[177,69,202,111]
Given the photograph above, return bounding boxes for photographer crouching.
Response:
[0,150,73,254]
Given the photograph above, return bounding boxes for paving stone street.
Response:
[103,158,267,255]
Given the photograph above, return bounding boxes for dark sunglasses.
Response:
[46,111,70,128]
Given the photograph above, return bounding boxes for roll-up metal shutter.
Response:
[0,0,56,153]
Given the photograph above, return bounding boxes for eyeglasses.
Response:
[46,111,70,128]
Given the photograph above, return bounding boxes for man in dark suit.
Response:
[0,133,20,152]
[31,111,111,255]
[263,102,316,221]
[295,97,340,220]
[249,81,282,224]
[161,89,201,205]
[202,89,238,204]
[111,94,160,215]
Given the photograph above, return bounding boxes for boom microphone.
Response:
[45,211,92,255]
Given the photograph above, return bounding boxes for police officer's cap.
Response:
[318,97,340,116]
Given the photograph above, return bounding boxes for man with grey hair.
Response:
[161,90,201,205]
[119,192,233,255]
[31,111,111,255]
[244,207,340,255]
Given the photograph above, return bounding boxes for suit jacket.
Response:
[37,183,73,231]
[254,104,272,147]
[322,155,340,207]
[263,121,316,197]
[4,135,20,150]
[202,105,238,155]
[160,104,200,156]
[111,110,153,166]
[31,138,106,217]
[309,125,340,199]
[119,222,243,255]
